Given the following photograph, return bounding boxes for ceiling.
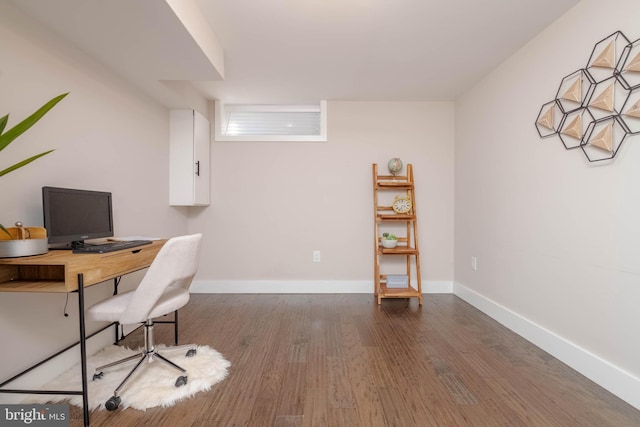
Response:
[9,0,579,106]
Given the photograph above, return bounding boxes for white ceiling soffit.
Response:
[8,0,223,106]
[165,0,224,80]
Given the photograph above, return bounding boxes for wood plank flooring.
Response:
[72,294,640,426]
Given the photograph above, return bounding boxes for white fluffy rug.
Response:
[29,344,230,411]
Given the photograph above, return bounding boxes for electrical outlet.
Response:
[313,250,321,262]
[471,256,478,271]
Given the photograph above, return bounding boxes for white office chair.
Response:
[86,233,203,411]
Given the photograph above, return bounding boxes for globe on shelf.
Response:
[387,158,403,175]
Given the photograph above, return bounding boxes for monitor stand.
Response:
[49,240,86,250]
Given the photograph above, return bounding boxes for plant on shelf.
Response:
[0,92,68,237]
[381,232,398,248]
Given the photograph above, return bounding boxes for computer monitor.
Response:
[42,186,114,249]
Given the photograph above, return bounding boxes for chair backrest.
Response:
[119,233,203,325]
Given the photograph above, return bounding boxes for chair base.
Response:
[93,319,197,411]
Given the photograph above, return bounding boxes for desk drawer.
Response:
[67,244,163,290]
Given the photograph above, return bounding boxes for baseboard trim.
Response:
[453,282,640,410]
[191,280,453,294]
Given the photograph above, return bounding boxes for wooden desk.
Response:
[0,240,165,426]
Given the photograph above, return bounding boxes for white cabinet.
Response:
[170,110,210,206]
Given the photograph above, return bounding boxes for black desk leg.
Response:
[77,274,90,426]
[174,310,179,345]
[113,278,121,343]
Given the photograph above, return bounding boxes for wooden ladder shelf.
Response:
[372,163,423,305]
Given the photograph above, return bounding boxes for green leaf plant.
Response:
[0,92,68,237]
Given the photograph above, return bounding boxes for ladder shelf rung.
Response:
[376,182,414,189]
[378,246,419,255]
[377,214,415,221]
[377,285,420,297]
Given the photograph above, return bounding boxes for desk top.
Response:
[0,240,166,293]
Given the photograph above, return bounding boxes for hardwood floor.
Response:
[74,294,640,426]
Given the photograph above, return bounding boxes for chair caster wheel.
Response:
[105,395,121,411]
[186,348,197,357]
[175,375,188,387]
[92,372,104,380]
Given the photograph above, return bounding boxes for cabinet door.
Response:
[193,110,210,205]
[170,110,210,206]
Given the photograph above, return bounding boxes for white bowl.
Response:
[381,239,398,248]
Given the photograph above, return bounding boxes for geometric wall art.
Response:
[536,31,640,162]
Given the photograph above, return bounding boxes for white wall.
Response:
[190,101,455,292]
[455,0,640,408]
[0,4,187,383]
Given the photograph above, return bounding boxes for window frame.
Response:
[214,100,327,142]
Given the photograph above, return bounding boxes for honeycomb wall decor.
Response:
[536,31,640,162]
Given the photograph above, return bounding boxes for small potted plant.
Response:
[381,232,398,248]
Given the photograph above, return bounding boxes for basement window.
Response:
[215,101,327,142]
